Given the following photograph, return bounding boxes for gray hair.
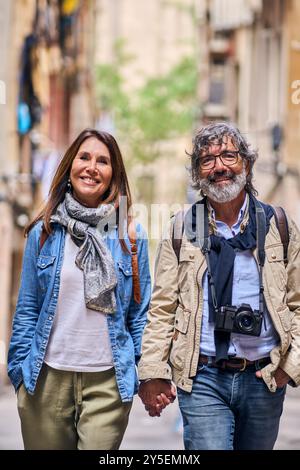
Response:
[189,122,258,196]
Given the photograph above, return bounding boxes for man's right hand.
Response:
[138,379,176,417]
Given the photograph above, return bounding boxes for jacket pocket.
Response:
[36,255,56,291]
[174,305,190,333]
[170,305,190,371]
[265,245,287,291]
[37,255,56,269]
[117,261,133,303]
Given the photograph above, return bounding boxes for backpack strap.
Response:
[172,210,185,263]
[172,206,290,268]
[272,206,289,267]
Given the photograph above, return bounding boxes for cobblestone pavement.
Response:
[0,385,299,450]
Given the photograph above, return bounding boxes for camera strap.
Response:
[201,204,218,313]
[255,200,266,316]
[198,199,267,317]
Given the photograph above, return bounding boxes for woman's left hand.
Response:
[256,367,291,387]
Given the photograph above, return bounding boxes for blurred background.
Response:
[1,0,300,449]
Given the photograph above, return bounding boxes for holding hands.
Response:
[138,379,177,417]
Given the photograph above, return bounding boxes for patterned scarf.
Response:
[51,192,117,313]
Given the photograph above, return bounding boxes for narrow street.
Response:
[1,0,300,456]
[0,384,299,450]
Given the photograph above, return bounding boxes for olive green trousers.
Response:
[17,364,132,450]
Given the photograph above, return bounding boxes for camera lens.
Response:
[236,311,254,333]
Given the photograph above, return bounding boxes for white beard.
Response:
[199,166,247,203]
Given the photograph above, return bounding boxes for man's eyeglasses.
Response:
[199,151,240,170]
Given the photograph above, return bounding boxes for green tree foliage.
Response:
[95,47,198,163]
[135,57,198,141]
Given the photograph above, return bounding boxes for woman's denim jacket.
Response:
[7,221,151,402]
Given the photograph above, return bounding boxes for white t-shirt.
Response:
[44,233,114,372]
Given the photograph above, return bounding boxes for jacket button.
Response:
[48,316,53,321]
[189,255,194,260]
[271,253,276,259]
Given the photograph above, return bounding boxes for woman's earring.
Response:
[67,178,72,192]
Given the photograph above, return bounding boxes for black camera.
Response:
[214,303,262,337]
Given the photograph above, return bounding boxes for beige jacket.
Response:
[138,214,300,393]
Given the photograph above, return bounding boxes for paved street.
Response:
[0,384,299,450]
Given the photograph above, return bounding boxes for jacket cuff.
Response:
[138,361,172,381]
[279,357,300,386]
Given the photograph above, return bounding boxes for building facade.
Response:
[198,0,300,221]
[0,0,97,386]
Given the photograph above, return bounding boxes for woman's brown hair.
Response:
[25,129,133,251]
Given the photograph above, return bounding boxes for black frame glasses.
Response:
[199,151,240,170]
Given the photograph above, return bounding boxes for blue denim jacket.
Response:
[7,221,151,402]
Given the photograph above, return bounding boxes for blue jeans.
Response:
[177,363,286,450]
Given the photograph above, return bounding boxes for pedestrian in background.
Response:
[138,122,300,450]
[8,128,151,450]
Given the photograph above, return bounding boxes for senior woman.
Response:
[7,129,151,450]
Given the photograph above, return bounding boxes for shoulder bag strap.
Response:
[129,228,141,304]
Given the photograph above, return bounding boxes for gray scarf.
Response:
[51,192,117,313]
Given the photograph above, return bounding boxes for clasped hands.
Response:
[138,379,177,417]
